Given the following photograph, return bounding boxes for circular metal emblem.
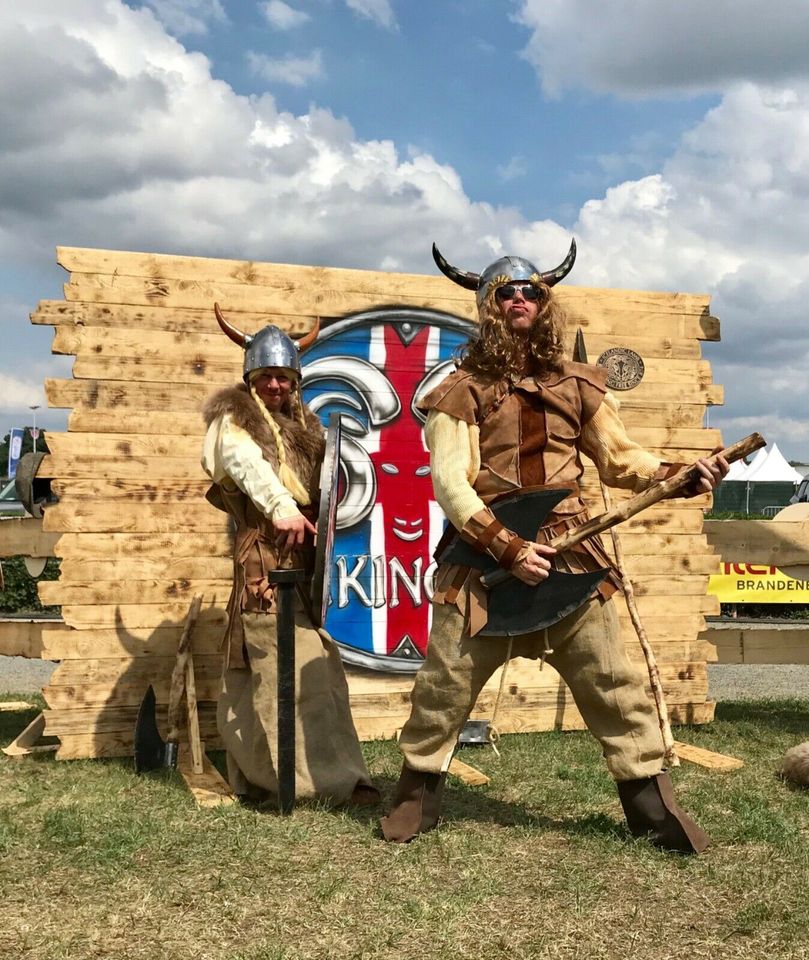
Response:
[596,347,645,391]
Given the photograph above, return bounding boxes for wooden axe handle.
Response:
[165,594,203,744]
[481,432,764,591]
[549,432,765,553]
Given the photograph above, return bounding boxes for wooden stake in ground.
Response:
[572,329,680,765]
[602,482,679,768]
[184,643,204,776]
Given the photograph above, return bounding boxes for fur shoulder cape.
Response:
[203,383,325,478]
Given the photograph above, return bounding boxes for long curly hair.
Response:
[457,282,567,381]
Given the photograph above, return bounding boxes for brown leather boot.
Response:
[617,772,709,854]
[380,764,446,842]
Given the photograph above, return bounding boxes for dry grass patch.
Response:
[1,693,807,959]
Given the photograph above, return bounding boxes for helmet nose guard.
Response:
[432,239,577,306]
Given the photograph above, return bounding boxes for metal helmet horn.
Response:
[214,303,320,382]
[432,239,577,306]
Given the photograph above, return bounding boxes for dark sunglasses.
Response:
[494,283,540,302]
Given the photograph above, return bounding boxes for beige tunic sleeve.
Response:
[579,392,662,492]
[201,413,301,522]
[424,409,484,531]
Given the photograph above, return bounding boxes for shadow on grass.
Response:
[714,698,809,738]
[330,772,626,844]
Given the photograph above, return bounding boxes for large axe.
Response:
[439,432,764,637]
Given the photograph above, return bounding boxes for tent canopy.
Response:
[743,443,804,482]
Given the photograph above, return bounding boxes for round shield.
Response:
[301,307,475,673]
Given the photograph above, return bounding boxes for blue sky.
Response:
[2,0,809,461]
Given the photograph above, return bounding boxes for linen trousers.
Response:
[217,601,373,804]
[398,595,665,782]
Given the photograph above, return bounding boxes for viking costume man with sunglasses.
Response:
[202,305,378,806]
[380,242,727,852]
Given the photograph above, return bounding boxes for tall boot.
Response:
[380,764,446,843]
[617,772,709,854]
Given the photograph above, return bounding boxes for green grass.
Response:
[1,694,807,959]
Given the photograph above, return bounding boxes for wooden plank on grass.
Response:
[674,742,745,771]
[2,713,58,758]
[448,758,490,786]
[178,746,236,807]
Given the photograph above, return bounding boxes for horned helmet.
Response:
[431,239,577,306]
[214,303,320,383]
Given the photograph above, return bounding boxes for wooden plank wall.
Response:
[24,246,723,759]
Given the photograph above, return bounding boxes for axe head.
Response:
[480,567,607,636]
[134,685,178,773]
[438,488,608,637]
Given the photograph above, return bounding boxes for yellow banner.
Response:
[708,563,809,603]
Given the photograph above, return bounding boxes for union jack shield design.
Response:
[301,307,475,673]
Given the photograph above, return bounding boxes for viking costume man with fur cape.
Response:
[380,242,727,852]
[202,305,377,806]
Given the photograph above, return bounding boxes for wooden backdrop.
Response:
[13,246,723,759]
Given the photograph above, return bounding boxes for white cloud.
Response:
[140,0,226,37]
[260,1,311,30]
[3,1,809,458]
[0,374,47,414]
[496,155,527,182]
[247,49,324,87]
[516,0,809,98]
[345,0,397,31]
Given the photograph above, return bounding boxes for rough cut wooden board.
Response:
[11,246,724,758]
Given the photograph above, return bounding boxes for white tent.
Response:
[733,446,768,481]
[725,458,749,480]
[743,443,804,482]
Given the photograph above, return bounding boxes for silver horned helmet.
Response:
[432,239,577,306]
[214,303,320,382]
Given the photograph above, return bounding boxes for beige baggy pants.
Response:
[217,603,373,804]
[398,596,665,782]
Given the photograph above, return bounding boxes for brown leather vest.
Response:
[419,362,621,613]
[203,386,324,667]
[419,361,608,515]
